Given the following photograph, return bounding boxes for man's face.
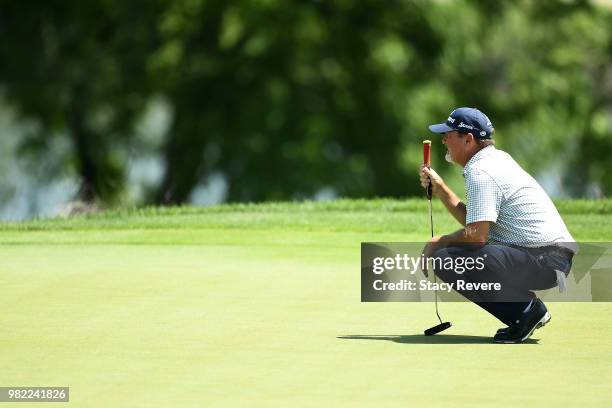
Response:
[442,130,466,164]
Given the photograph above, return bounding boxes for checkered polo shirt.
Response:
[463,146,575,248]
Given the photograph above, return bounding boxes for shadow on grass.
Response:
[337,334,539,345]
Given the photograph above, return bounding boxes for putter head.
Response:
[424,321,452,336]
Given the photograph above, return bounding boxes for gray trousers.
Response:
[433,244,572,326]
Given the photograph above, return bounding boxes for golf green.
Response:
[1,199,610,407]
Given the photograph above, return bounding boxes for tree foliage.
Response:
[0,0,610,205]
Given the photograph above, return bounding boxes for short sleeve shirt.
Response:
[463,146,575,247]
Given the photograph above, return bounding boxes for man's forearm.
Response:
[435,183,467,226]
[436,221,490,247]
[438,228,472,246]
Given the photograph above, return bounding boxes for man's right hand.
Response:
[419,165,445,196]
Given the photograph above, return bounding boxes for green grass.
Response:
[1,199,611,407]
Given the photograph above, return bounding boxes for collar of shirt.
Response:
[463,145,496,177]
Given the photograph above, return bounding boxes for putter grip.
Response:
[423,140,432,199]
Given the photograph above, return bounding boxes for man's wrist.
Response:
[434,182,451,200]
[435,235,450,247]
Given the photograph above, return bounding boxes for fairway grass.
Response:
[1,199,611,407]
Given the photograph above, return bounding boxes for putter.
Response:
[422,140,452,336]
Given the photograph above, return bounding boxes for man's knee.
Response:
[431,247,454,281]
[432,247,450,259]
[431,245,477,280]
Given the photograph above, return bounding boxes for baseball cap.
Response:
[428,107,494,139]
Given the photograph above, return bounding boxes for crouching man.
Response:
[420,107,575,343]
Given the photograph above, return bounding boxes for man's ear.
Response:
[466,132,474,144]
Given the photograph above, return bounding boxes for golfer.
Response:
[419,107,576,343]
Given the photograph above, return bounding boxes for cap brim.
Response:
[428,123,454,134]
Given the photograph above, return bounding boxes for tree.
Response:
[0,0,164,203]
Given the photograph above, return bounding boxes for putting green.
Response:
[1,200,610,407]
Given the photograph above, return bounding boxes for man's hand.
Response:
[419,165,467,225]
[421,236,442,277]
[419,165,445,197]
